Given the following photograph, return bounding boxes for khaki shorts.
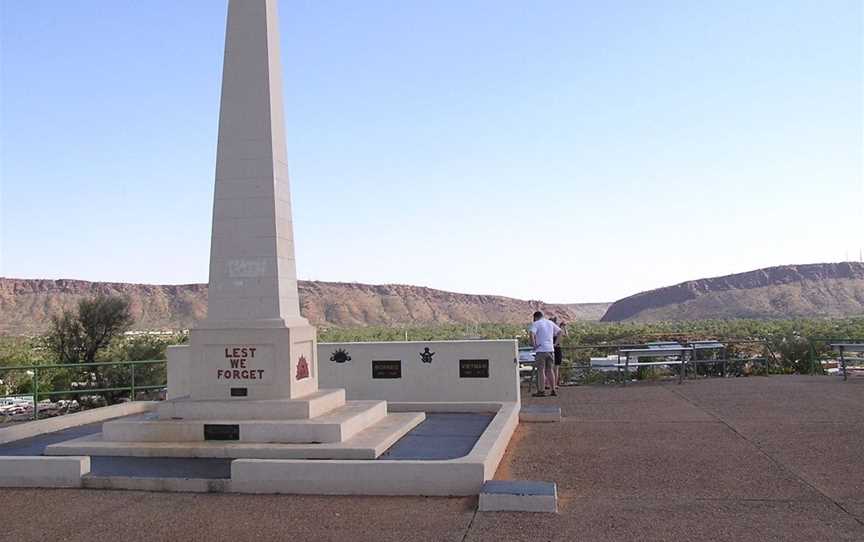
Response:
[535,351,554,365]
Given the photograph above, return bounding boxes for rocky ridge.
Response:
[601,262,864,321]
[0,278,608,335]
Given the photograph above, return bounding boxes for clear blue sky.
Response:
[1,0,862,303]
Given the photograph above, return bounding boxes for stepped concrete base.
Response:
[21,402,519,495]
[103,401,387,444]
[158,389,346,421]
[46,412,425,460]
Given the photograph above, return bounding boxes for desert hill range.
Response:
[1,262,863,335]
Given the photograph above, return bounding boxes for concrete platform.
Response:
[157,389,346,421]
[46,412,426,459]
[34,410,507,495]
[4,377,864,541]
[102,400,387,444]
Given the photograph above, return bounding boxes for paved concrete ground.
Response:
[2,375,862,541]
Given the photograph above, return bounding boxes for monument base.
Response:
[158,389,346,420]
[188,322,318,401]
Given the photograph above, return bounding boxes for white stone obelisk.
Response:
[189,0,317,401]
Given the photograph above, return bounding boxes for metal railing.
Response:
[0,359,167,420]
[808,337,864,381]
[554,340,775,387]
[611,355,771,386]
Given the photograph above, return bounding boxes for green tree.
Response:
[77,296,134,365]
[46,295,134,390]
[45,310,83,364]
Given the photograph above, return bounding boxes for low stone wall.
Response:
[230,401,520,496]
[232,458,485,496]
[318,340,520,403]
[0,401,158,445]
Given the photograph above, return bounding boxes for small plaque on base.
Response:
[204,424,240,441]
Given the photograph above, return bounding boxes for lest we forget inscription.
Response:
[212,345,275,383]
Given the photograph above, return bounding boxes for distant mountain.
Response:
[601,262,864,322]
[0,278,609,336]
[8,262,858,335]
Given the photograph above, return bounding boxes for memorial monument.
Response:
[191,0,315,403]
[81,0,420,448]
[43,1,519,496]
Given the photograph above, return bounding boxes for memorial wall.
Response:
[317,340,520,403]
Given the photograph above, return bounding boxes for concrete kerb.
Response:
[82,475,230,493]
[0,402,157,490]
[230,401,521,496]
[0,456,91,488]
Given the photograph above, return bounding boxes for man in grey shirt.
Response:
[529,311,561,397]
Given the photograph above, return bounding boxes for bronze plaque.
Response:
[372,360,402,379]
[459,359,490,378]
[204,424,240,441]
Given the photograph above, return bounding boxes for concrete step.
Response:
[157,389,346,421]
[101,401,388,444]
[45,412,426,460]
[478,480,558,513]
[519,405,562,423]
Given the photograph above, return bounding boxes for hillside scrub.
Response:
[2,317,863,402]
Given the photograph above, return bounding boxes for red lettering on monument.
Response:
[218,346,264,381]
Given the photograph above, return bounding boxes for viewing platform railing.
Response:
[0,359,167,420]
[808,337,864,381]
[521,340,776,390]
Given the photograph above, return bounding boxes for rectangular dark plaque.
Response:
[372,360,402,379]
[230,387,248,397]
[204,424,240,441]
[459,359,490,378]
